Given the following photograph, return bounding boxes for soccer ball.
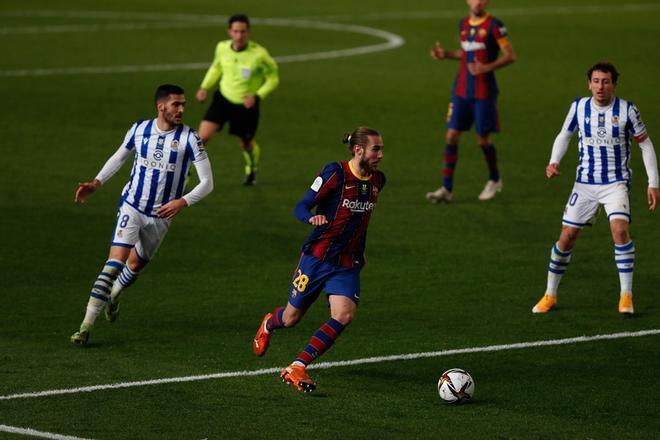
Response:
[437,368,475,404]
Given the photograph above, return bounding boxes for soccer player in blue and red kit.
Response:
[426,0,515,203]
[253,127,385,392]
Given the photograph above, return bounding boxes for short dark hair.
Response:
[588,62,619,84]
[154,84,184,104]
[228,14,250,28]
[342,127,381,155]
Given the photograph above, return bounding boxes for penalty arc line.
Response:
[0,328,658,401]
[0,16,404,77]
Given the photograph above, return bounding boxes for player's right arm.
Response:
[293,163,341,226]
[197,43,224,102]
[430,41,462,61]
[547,101,579,179]
[75,123,137,203]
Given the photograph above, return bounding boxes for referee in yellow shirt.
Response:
[196,14,279,186]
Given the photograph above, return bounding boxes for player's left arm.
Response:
[630,104,659,210]
[469,20,516,75]
[157,135,214,219]
[255,49,280,101]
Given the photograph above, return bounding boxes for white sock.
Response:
[546,242,572,295]
[614,241,635,295]
[82,259,124,327]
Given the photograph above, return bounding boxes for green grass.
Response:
[2,1,660,438]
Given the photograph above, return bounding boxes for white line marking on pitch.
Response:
[0,424,92,440]
[0,13,404,77]
[0,329,657,401]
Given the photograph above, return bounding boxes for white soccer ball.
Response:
[437,368,475,404]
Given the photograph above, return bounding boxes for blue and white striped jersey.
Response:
[561,97,647,185]
[119,119,207,216]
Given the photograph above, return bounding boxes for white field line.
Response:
[0,424,92,440]
[0,329,657,402]
[0,17,404,77]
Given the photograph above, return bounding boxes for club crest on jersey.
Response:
[171,140,179,149]
[612,115,619,125]
[478,28,487,38]
[241,68,252,79]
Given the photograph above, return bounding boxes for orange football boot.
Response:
[618,293,634,315]
[280,364,316,393]
[532,294,557,313]
[253,313,272,357]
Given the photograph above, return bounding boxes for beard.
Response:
[360,157,378,174]
[163,110,182,126]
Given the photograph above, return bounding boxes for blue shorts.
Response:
[446,95,499,135]
[288,254,361,309]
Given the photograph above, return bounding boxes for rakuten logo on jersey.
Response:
[140,158,176,171]
[342,199,375,212]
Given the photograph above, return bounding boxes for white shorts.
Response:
[562,182,631,229]
[111,202,171,261]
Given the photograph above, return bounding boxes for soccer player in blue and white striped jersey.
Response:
[533,63,659,315]
[70,84,214,345]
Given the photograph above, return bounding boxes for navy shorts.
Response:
[203,90,259,141]
[288,254,361,309]
[446,95,499,135]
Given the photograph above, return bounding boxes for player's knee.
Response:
[332,311,354,326]
[559,228,579,248]
[445,130,460,145]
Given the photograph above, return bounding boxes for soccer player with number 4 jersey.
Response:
[253,127,385,392]
[533,63,659,315]
[70,84,214,345]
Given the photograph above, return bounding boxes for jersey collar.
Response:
[469,13,490,26]
[348,160,372,181]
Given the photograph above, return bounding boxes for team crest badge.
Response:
[612,115,619,125]
[291,289,297,298]
[171,140,179,149]
[478,29,487,38]
[241,68,252,79]
[117,230,123,238]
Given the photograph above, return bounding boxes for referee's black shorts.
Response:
[203,90,260,141]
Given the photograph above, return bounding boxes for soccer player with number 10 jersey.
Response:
[533,63,659,315]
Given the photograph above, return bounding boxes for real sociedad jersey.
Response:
[562,97,647,185]
[453,14,509,100]
[300,161,386,269]
[119,119,207,216]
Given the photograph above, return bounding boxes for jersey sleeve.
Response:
[200,42,224,90]
[561,100,579,134]
[293,163,342,223]
[255,48,280,100]
[492,18,510,48]
[628,103,648,142]
[120,122,139,151]
[186,130,209,162]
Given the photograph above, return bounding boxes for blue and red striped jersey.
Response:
[294,161,386,268]
[453,14,508,100]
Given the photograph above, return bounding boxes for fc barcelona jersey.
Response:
[452,14,509,100]
[297,161,386,268]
